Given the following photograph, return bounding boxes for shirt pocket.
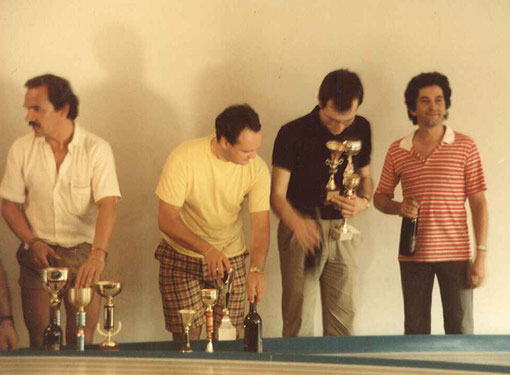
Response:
[68,183,92,216]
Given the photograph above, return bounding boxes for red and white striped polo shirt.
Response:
[376,126,487,262]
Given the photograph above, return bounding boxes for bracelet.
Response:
[477,245,487,252]
[0,315,14,324]
[23,237,41,251]
[249,266,264,274]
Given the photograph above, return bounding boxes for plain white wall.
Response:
[1,0,509,347]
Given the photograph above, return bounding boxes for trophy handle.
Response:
[96,321,122,338]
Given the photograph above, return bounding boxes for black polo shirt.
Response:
[272,106,372,219]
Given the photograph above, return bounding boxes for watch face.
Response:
[23,243,30,251]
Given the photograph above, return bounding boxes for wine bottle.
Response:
[243,302,262,353]
[43,306,63,350]
[399,216,418,256]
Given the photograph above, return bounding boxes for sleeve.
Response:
[374,147,399,199]
[357,120,372,168]
[464,141,487,196]
[248,158,271,213]
[271,125,297,171]
[90,141,122,202]
[155,146,188,207]
[0,140,27,204]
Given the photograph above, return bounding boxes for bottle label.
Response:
[77,335,85,351]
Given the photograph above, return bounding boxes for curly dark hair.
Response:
[404,72,451,125]
[318,69,364,112]
[25,74,79,120]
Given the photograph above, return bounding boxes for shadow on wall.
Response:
[80,24,180,341]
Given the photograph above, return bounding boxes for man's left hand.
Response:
[0,321,18,351]
[247,271,265,305]
[330,195,368,218]
[469,253,486,288]
[74,248,105,288]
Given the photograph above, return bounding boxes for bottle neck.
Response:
[249,303,257,313]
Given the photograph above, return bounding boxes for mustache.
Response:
[28,121,39,127]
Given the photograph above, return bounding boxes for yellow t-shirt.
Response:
[156,135,270,258]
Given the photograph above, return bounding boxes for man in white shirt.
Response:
[0,74,121,348]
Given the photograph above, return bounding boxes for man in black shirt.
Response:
[271,69,373,336]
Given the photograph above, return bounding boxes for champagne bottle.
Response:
[243,302,262,353]
[399,216,418,256]
[43,306,63,350]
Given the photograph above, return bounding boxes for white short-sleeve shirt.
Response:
[0,124,121,248]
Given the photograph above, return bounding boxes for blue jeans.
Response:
[399,261,473,334]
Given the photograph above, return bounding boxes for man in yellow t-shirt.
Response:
[155,104,270,341]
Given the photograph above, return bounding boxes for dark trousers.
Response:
[399,261,473,334]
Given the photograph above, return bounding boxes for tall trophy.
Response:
[178,309,195,353]
[95,281,122,350]
[325,140,346,200]
[68,287,93,351]
[41,267,69,350]
[201,288,217,353]
[215,269,236,341]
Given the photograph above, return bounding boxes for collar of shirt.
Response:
[399,125,455,151]
[34,123,84,153]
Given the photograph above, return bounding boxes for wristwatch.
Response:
[361,196,371,209]
[23,237,41,251]
[0,315,14,324]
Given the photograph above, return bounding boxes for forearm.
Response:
[248,213,269,269]
[373,193,401,215]
[469,192,488,259]
[1,200,37,243]
[357,175,374,200]
[270,193,302,230]
[159,216,213,256]
[92,197,118,259]
[0,265,12,317]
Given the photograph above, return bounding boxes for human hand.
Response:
[29,241,61,269]
[330,195,368,218]
[291,216,320,256]
[469,253,486,288]
[399,197,420,218]
[0,320,18,351]
[247,271,265,304]
[75,248,105,288]
[204,247,231,280]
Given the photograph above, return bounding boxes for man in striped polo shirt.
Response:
[373,72,488,334]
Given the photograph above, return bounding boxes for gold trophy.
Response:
[215,269,236,341]
[325,140,346,200]
[95,281,122,350]
[41,267,69,350]
[201,288,217,353]
[178,309,195,353]
[68,287,93,351]
[330,138,362,241]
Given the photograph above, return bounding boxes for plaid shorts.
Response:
[155,240,247,334]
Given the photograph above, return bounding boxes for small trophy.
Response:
[325,140,346,201]
[201,289,217,353]
[41,268,69,350]
[215,269,236,341]
[95,281,122,350]
[178,309,195,353]
[342,138,362,176]
[68,287,93,351]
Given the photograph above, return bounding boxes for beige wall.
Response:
[1,0,509,347]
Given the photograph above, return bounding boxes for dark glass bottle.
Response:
[43,306,63,351]
[243,303,262,353]
[399,216,418,256]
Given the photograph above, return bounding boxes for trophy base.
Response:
[98,342,120,351]
[329,227,353,241]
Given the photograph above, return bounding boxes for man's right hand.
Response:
[291,216,320,256]
[204,247,231,280]
[399,198,420,219]
[29,241,61,269]
[0,321,18,351]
